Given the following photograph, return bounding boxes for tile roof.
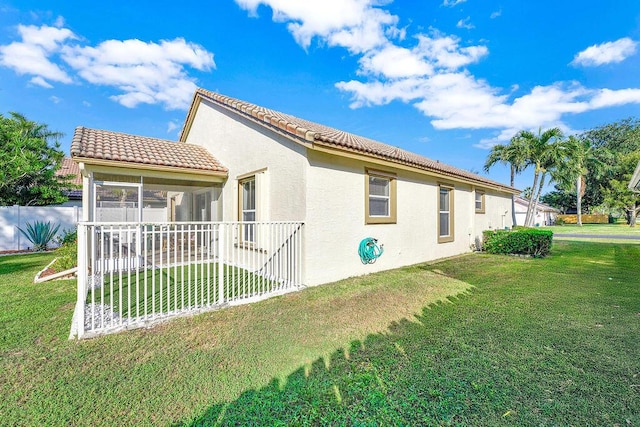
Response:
[56,157,82,186]
[515,197,559,212]
[71,127,227,174]
[186,88,517,192]
[55,157,82,199]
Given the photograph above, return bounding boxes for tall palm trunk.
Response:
[524,168,540,227]
[576,175,583,226]
[510,165,517,226]
[528,173,546,226]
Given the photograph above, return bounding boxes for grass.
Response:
[92,262,279,319]
[1,242,639,426]
[541,222,640,235]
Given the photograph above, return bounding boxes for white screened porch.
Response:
[72,220,304,338]
[72,169,305,338]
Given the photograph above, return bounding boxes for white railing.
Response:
[73,221,304,338]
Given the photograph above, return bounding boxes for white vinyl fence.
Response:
[0,205,81,251]
[72,221,304,338]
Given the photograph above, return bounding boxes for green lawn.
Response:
[1,242,638,426]
[91,262,279,320]
[541,222,640,236]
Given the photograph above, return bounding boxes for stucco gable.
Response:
[181,88,518,194]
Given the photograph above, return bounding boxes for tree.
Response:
[0,112,70,206]
[540,187,574,214]
[553,135,604,226]
[601,152,640,226]
[483,136,528,226]
[512,127,564,227]
[581,118,640,226]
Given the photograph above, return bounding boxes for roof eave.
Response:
[72,156,228,181]
[311,141,520,194]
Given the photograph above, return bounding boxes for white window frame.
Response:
[438,184,454,243]
[365,168,397,224]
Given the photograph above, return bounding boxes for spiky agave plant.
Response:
[17,221,61,251]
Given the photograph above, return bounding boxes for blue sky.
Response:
[1,0,639,191]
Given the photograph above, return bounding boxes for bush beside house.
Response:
[483,228,553,258]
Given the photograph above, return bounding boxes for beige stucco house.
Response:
[72,88,517,287]
[514,196,559,226]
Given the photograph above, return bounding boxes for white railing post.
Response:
[217,224,224,304]
[76,223,87,338]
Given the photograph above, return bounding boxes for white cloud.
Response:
[62,38,214,109]
[0,24,75,85]
[572,37,638,67]
[29,76,53,88]
[235,0,400,53]
[359,45,433,78]
[442,0,466,7]
[0,23,215,110]
[456,17,474,30]
[414,33,488,70]
[589,88,640,108]
[82,100,91,107]
[49,95,61,104]
[167,121,179,133]
[53,15,65,28]
[490,9,502,19]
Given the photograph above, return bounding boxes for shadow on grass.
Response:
[176,299,506,427]
[0,253,51,276]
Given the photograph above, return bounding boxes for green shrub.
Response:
[58,228,77,245]
[555,216,565,226]
[53,240,77,272]
[17,221,60,251]
[483,228,553,258]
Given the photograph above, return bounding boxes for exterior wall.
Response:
[303,151,514,286]
[514,201,556,226]
[183,100,308,223]
[473,190,513,241]
[183,101,515,287]
[0,205,81,251]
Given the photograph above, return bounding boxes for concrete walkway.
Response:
[553,233,640,240]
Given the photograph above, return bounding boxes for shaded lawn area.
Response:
[1,241,639,426]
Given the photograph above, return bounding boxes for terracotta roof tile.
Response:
[71,127,227,174]
[56,157,82,186]
[191,88,516,192]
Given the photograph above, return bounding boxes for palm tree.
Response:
[514,127,564,226]
[554,136,605,226]
[484,137,528,226]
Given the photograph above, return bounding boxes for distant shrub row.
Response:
[483,228,553,258]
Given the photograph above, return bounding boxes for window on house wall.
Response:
[365,169,397,224]
[239,177,256,242]
[475,190,485,214]
[438,185,454,243]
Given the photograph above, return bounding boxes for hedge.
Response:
[483,228,553,258]
[556,214,608,224]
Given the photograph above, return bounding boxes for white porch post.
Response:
[217,224,224,304]
[76,223,87,338]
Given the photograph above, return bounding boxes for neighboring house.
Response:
[54,157,83,207]
[514,196,559,226]
[629,160,640,192]
[71,88,518,287]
